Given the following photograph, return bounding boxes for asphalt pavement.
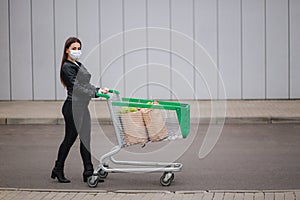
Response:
[1,124,300,191]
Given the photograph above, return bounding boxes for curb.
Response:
[0,118,113,125]
[0,188,174,194]
[0,188,107,193]
[1,188,300,194]
[206,189,300,193]
[271,117,300,124]
[1,117,300,125]
[114,190,172,194]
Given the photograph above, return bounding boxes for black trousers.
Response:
[56,100,93,169]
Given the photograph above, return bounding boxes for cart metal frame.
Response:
[87,90,190,187]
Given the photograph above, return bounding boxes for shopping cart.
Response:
[87,89,190,187]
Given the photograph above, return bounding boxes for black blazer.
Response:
[61,60,98,102]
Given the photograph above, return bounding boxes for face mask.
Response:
[69,50,82,60]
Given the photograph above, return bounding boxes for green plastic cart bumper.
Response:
[96,92,110,99]
[112,97,190,138]
[109,89,120,95]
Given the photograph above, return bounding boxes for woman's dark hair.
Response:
[60,37,82,87]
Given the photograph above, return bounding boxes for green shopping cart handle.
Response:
[109,89,120,95]
[96,89,120,99]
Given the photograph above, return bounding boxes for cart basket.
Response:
[111,97,190,139]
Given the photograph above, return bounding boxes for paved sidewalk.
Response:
[0,188,300,200]
[0,100,300,125]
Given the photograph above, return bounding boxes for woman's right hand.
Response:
[98,87,109,94]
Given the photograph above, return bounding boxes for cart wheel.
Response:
[99,169,108,179]
[160,172,174,186]
[170,173,175,181]
[87,175,99,188]
[164,172,175,181]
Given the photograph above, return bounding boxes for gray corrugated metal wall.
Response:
[0,0,299,100]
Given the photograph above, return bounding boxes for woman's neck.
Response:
[67,57,76,63]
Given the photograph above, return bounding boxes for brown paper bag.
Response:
[120,111,148,145]
[142,109,168,142]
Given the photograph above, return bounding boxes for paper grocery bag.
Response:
[142,109,168,142]
[120,111,148,145]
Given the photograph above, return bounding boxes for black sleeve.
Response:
[61,65,77,89]
[61,65,98,98]
[73,80,98,98]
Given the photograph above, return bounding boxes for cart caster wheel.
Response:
[163,172,174,181]
[87,175,99,188]
[160,172,174,186]
[99,169,108,179]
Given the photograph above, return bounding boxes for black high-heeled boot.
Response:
[83,164,94,182]
[83,171,93,182]
[51,161,70,183]
[82,165,105,183]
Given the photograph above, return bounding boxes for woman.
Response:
[51,37,108,183]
